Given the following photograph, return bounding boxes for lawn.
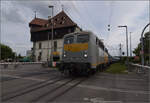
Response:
[105,63,128,74]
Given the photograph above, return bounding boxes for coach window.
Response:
[39,42,42,49]
[54,41,57,52]
[64,36,74,44]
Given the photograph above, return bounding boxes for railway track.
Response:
[1,69,58,82]
[47,78,87,102]
[2,77,67,102]
[2,75,59,96]
[30,77,88,102]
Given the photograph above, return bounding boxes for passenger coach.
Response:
[59,31,109,75]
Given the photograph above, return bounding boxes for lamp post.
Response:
[47,32,49,63]
[141,23,150,66]
[118,25,129,70]
[130,32,132,57]
[48,5,54,66]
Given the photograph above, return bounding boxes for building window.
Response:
[39,42,42,49]
[54,41,57,52]
[68,29,71,33]
[61,16,65,20]
[38,52,42,61]
[55,31,57,35]
[96,37,98,45]
[46,24,49,27]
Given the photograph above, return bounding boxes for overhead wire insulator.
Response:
[108,24,110,31]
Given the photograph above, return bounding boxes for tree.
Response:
[0,43,16,60]
[133,32,150,63]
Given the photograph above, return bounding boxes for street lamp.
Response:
[141,23,150,66]
[130,32,132,57]
[118,25,129,70]
[48,5,54,67]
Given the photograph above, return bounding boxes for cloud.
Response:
[1,1,149,56]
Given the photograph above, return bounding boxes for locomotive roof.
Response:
[64,31,92,37]
[64,31,109,54]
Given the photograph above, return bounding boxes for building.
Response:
[29,10,81,62]
[26,50,32,57]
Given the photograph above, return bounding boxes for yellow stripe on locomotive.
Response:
[64,43,88,52]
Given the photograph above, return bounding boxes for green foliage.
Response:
[105,63,127,74]
[0,43,16,60]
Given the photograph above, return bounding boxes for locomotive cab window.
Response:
[77,34,89,43]
[64,36,74,44]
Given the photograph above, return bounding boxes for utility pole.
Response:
[130,32,132,57]
[34,11,37,18]
[149,34,150,65]
[118,25,129,70]
[141,23,150,66]
[119,43,122,60]
[47,32,49,62]
[48,5,54,67]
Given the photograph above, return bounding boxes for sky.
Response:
[1,0,149,56]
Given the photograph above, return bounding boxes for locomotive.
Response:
[59,31,111,75]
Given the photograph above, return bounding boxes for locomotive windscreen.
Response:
[77,34,89,43]
[64,36,74,44]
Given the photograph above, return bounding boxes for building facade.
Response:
[26,50,32,57]
[29,10,81,62]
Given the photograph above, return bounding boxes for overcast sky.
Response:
[1,0,149,56]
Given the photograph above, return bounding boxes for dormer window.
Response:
[60,21,65,24]
[62,21,65,24]
[61,16,65,20]
[46,24,49,27]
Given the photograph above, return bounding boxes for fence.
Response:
[0,62,47,69]
[129,63,150,75]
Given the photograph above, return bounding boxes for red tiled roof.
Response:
[29,11,77,32]
[29,18,48,26]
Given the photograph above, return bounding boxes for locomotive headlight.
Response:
[83,51,88,58]
[63,54,66,57]
[63,51,66,57]
[84,53,88,58]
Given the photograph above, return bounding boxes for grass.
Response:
[105,63,128,74]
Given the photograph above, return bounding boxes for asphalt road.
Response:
[0,65,149,103]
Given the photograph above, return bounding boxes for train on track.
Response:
[59,31,113,75]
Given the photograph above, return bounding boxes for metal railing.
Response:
[0,62,47,69]
[0,62,44,65]
[129,63,150,74]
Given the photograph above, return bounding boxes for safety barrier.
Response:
[0,62,44,65]
[129,63,150,74]
[0,62,47,69]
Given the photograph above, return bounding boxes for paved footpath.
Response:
[0,66,149,103]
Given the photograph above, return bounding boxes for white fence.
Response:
[0,62,44,65]
[129,63,150,74]
[0,62,47,69]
